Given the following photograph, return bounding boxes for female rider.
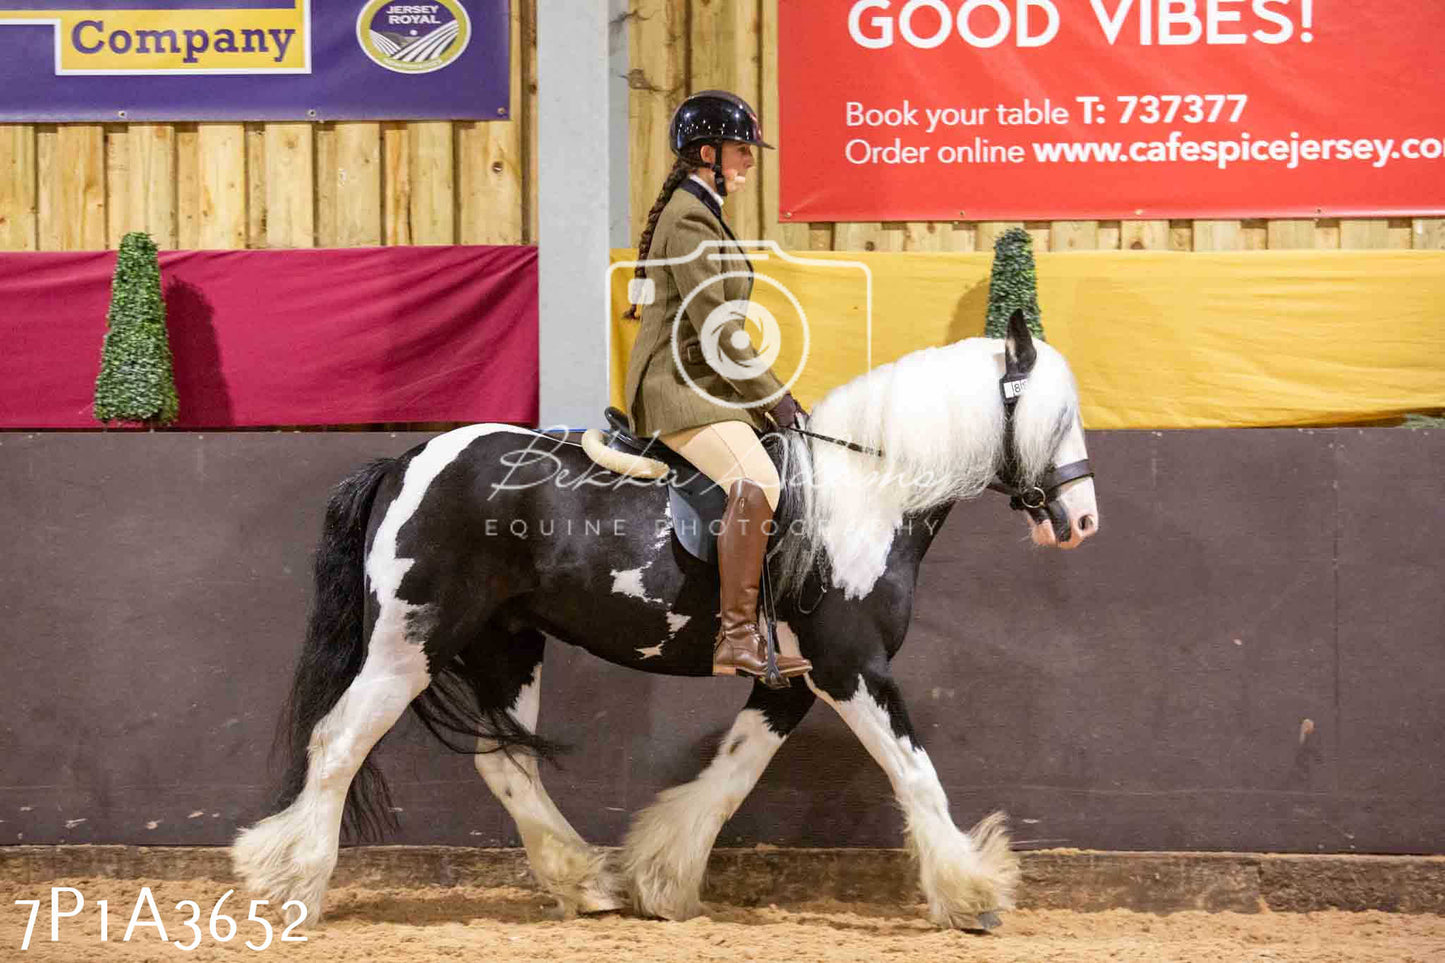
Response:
[621,90,812,682]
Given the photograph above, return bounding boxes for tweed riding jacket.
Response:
[623,183,786,437]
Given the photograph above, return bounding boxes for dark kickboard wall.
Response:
[0,429,1440,854]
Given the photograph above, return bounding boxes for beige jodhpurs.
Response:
[660,420,781,511]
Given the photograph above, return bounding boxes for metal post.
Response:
[536,0,617,429]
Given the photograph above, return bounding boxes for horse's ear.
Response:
[1004,308,1036,375]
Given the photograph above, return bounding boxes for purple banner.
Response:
[0,0,509,121]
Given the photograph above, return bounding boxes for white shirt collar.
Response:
[688,172,724,209]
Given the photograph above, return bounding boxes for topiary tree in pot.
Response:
[984,226,1046,341]
[93,231,179,426]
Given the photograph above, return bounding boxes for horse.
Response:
[231,311,1099,931]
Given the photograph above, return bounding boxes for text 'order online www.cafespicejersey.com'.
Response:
[841,95,1445,172]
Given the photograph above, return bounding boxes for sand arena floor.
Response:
[3,877,1444,963]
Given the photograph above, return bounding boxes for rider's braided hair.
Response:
[623,147,706,320]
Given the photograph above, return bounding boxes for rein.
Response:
[785,424,884,457]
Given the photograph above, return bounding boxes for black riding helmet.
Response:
[669,89,774,198]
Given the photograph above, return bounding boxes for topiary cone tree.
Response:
[93,231,179,426]
[984,226,1046,341]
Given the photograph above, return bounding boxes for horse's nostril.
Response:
[1078,514,1096,534]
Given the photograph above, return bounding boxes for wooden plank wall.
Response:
[3,1,1440,255]
[627,0,1444,254]
[0,1,534,252]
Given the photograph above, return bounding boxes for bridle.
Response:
[984,368,1094,542]
[986,460,1094,543]
[784,367,1093,542]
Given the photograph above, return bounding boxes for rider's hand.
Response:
[769,392,806,429]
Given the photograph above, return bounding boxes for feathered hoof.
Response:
[624,861,704,921]
[927,906,1005,932]
[574,859,626,915]
[230,814,335,924]
[917,812,1022,931]
[532,837,626,918]
[926,896,1004,931]
[630,898,704,922]
[618,789,715,922]
[625,874,704,921]
[579,893,627,915]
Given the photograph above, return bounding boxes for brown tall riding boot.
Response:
[712,479,813,680]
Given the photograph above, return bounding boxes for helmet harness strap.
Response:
[711,140,728,198]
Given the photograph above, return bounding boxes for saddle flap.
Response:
[597,408,793,565]
[668,484,727,564]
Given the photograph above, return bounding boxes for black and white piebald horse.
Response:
[232,312,1098,930]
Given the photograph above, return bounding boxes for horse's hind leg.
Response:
[468,628,622,916]
[233,616,431,921]
[622,679,816,920]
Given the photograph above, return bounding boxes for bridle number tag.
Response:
[1002,377,1027,401]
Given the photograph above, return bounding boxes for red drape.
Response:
[0,245,538,428]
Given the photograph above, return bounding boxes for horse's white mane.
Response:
[774,336,1080,600]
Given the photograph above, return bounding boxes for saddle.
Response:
[581,407,783,564]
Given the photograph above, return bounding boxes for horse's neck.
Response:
[893,502,955,570]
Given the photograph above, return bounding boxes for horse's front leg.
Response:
[809,663,1019,929]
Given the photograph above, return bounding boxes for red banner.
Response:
[778,1,1445,221]
[0,246,538,428]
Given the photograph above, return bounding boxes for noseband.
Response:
[986,369,1093,542]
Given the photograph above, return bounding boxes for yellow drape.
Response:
[609,249,1445,429]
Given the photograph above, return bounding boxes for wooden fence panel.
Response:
[1051,221,1099,251]
[406,121,453,246]
[1267,219,1315,249]
[0,125,36,250]
[1121,220,1169,250]
[37,125,104,251]
[1341,219,1390,250]
[760,0,807,249]
[1193,220,1244,251]
[264,123,315,248]
[244,124,266,247]
[690,0,762,241]
[1417,219,1445,250]
[104,126,127,250]
[314,123,338,247]
[833,222,904,252]
[976,221,1023,252]
[382,122,411,245]
[196,124,246,249]
[458,0,524,245]
[129,125,177,248]
[523,0,538,243]
[628,0,687,245]
[174,126,200,249]
[902,221,974,252]
[333,123,383,247]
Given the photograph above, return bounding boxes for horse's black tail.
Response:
[408,637,569,763]
[271,457,397,842]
